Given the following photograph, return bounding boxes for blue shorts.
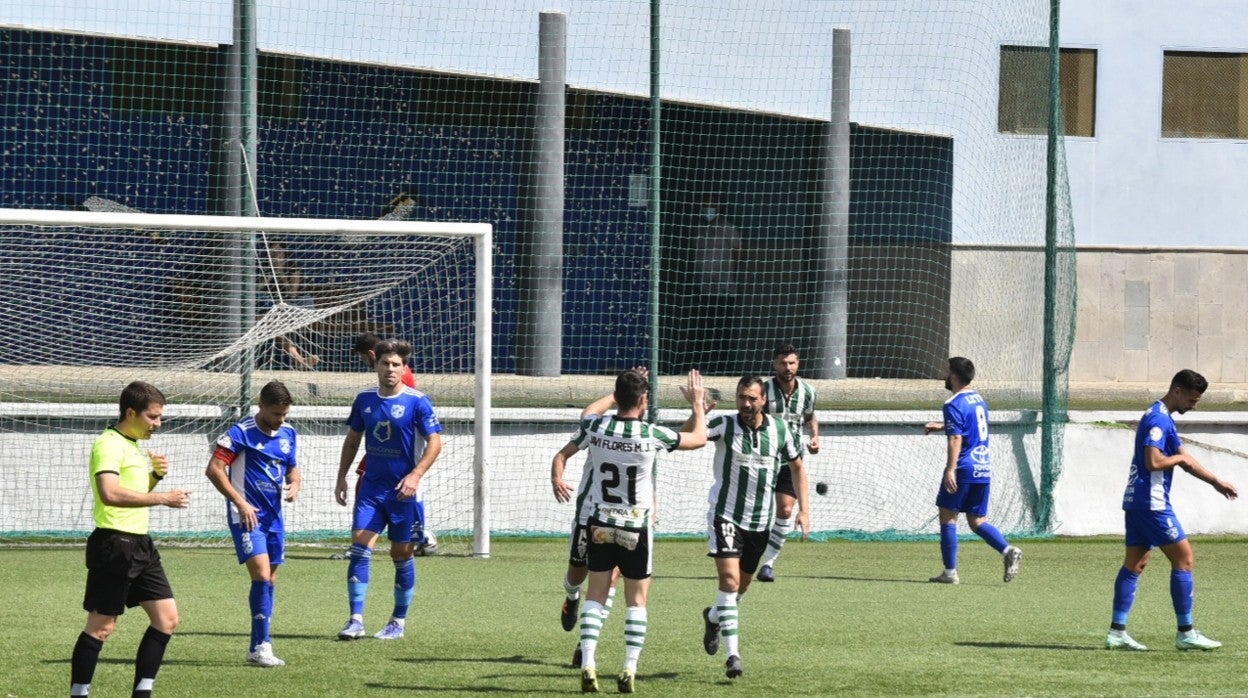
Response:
[935,481,990,517]
[229,522,286,565]
[354,480,422,543]
[1124,509,1187,548]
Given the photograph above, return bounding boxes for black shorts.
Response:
[706,515,769,575]
[83,528,174,616]
[568,522,590,568]
[775,464,796,498]
[586,518,652,580]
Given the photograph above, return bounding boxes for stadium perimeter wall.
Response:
[5,405,1246,540]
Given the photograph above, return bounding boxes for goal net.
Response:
[0,0,1075,542]
[0,209,493,555]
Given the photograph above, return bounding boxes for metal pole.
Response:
[1039,0,1062,532]
[647,0,661,419]
[811,28,851,379]
[235,0,258,415]
[516,12,566,376]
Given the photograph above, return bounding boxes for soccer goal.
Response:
[0,207,494,557]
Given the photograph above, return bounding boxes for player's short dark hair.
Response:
[373,339,413,362]
[353,332,383,353]
[774,342,799,358]
[948,356,975,384]
[614,370,649,411]
[119,380,166,421]
[1170,369,1208,394]
[259,380,294,407]
[736,375,766,395]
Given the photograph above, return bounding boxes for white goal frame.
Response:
[0,207,494,558]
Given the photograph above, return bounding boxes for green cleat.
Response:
[581,667,600,693]
[1175,630,1221,651]
[617,669,636,693]
[1106,631,1147,651]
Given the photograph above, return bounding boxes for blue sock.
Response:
[1170,569,1194,629]
[393,557,416,619]
[1111,567,1139,626]
[249,580,273,650]
[974,523,1009,554]
[940,523,958,570]
[347,543,372,617]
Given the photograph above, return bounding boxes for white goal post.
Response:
[0,208,493,558]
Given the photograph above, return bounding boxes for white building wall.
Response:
[1062,0,1248,247]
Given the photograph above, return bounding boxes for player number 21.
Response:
[600,462,638,504]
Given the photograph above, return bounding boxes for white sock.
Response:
[563,572,582,599]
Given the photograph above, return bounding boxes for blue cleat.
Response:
[337,617,365,640]
[373,619,405,640]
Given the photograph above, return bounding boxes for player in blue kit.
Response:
[205,380,300,667]
[924,357,1022,585]
[1106,369,1238,652]
[334,339,443,641]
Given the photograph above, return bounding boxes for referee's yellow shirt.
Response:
[89,428,152,535]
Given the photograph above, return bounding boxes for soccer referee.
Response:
[70,381,191,697]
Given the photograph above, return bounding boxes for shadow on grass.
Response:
[367,670,682,693]
[955,641,1102,651]
[175,630,328,641]
[395,655,546,666]
[43,657,223,667]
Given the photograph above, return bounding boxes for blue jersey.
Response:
[213,418,298,529]
[1122,401,1182,511]
[347,387,442,488]
[943,390,990,484]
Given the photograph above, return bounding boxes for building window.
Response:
[998,46,1097,137]
[1162,51,1248,139]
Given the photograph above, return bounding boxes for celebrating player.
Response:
[334,340,443,641]
[550,434,621,671]
[757,342,820,582]
[1106,369,1238,651]
[700,375,810,680]
[924,357,1023,585]
[572,368,708,693]
[71,381,191,698]
[204,380,300,667]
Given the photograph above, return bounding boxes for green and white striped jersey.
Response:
[762,376,817,445]
[707,413,802,531]
[577,413,680,530]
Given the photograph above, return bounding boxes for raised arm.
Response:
[675,369,708,450]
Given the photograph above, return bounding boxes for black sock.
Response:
[71,632,104,695]
[1178,624,1193,633]
[1110,622,1126,632]
[131,626,171,698]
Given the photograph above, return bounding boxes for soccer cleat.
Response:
[373,620,405,640]
[1105,631,1147,651]
[617,669,636,694]
[725,654,743,679]
[337,617,365,640]
[756,564,775,582]
[246,642,286,667]
[928,570,960,584]
[1175,630,1222,651]
[562,596,581,632]
[1003,547,1023,582]
[571,644,583,669]
[701,607,720,655]
[581,667,600,693]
